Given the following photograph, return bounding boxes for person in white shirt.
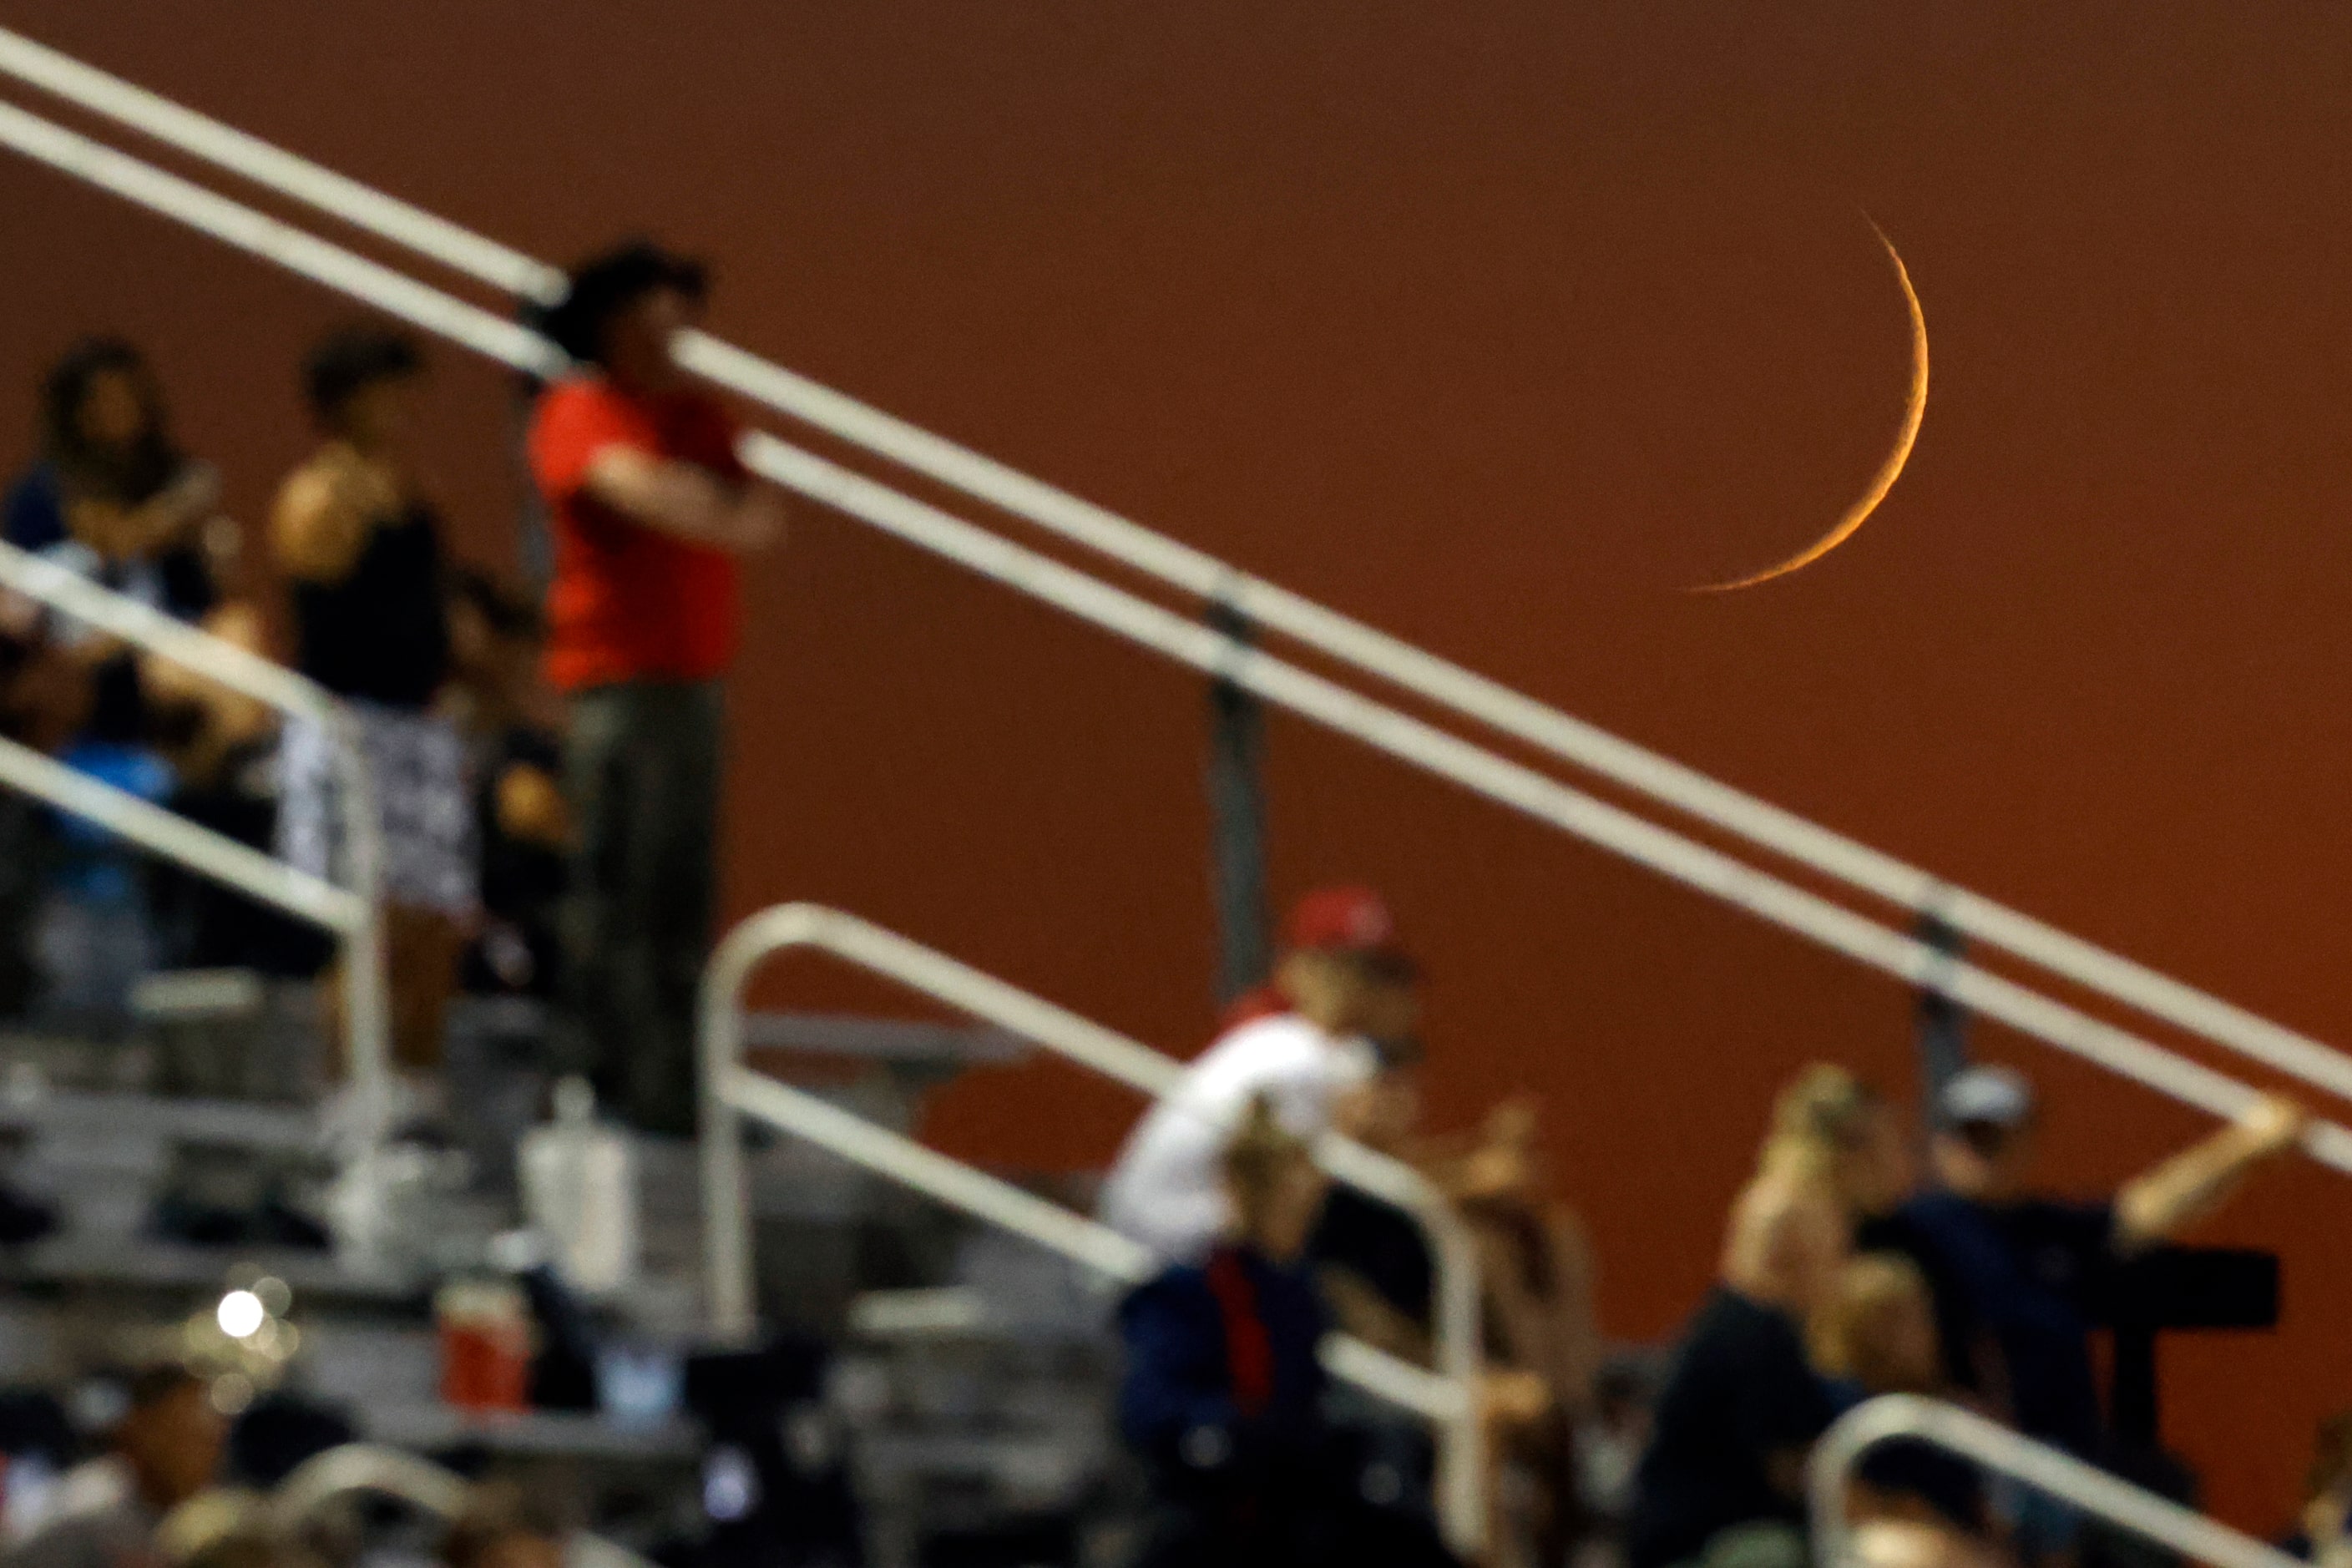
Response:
[1100,886,1420,1264]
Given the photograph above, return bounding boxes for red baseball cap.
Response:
[1281,885,1415,974]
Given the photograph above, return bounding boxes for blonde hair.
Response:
[1222,1094,1313,1228]
[1761,1065,1883,1186]
[1811,1252,1931,1380]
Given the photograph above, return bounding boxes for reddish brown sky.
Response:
[0,0,2346,1528]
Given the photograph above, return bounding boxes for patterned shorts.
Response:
[277,701,478,917]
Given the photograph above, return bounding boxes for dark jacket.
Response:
[1119,1247,1331,1490]
[1628,1287,1834,1568]
[1118,1248,1458,1568]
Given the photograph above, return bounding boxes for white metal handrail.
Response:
[4,20,2345,1107]
[1810,1394,2302,1568]
[8,98,2350,1181]
[0,537,392,1144]
[271,1443,660,1568]
[272,1442,471,1529]
[697,901,1487,1555]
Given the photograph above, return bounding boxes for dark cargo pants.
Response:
[562,679,724,1136]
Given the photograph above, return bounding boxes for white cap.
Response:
[1937,1064,2036,1130]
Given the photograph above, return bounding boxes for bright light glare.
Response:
[216,1289,266,1339]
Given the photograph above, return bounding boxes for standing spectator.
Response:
[11,343,240,1025]
[4,336,230,607]
[0,587,87,1018]
[1896,1065,2306,1463]
[1626,1171,1848,1568]
[528,240,785,1136]
[2,1364,225,1568]
[1119,1095,1455,1568]
[442,567,568,1000]
[272,325,473,1095]
[1101,885,1418,1263]
[1435,1096,1604,1568]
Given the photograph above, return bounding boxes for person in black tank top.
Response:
[273,326,475,1095]
[291,498,449,711]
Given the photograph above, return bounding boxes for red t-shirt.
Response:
[528,376,747,692]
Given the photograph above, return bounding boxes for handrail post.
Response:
[1204,593,1270,1006]
[1430,1212,1486,1556]
[700,905,822,1339]
[698,940,752,1340]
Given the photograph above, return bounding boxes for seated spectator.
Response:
[442,567,567,1000]
[1813,1254,1988,1537]
[1626,1171,1849,1568]
[1102,885,1418,1264]
[1895,1065,2305,1463]
[1119,1095,1454,1568]
[3,1364,225,1568]
[273,325,474,1093]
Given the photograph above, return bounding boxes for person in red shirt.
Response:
[529,241,786,1135]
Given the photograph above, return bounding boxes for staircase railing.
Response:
[0,534,391,1146]
[1810,1395,2301,1568]
[4,89,2349,1180]
[3,19,2346,1108]
[272,1443,659,1568]
[697,902,1488,1555]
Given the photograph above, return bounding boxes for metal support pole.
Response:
[507,301,556,599]
[1913,909,1970,1132]
[698,923,759,1342]
[1205,596,1270,1005]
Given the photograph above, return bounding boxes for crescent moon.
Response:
[1695,222,1928,592]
